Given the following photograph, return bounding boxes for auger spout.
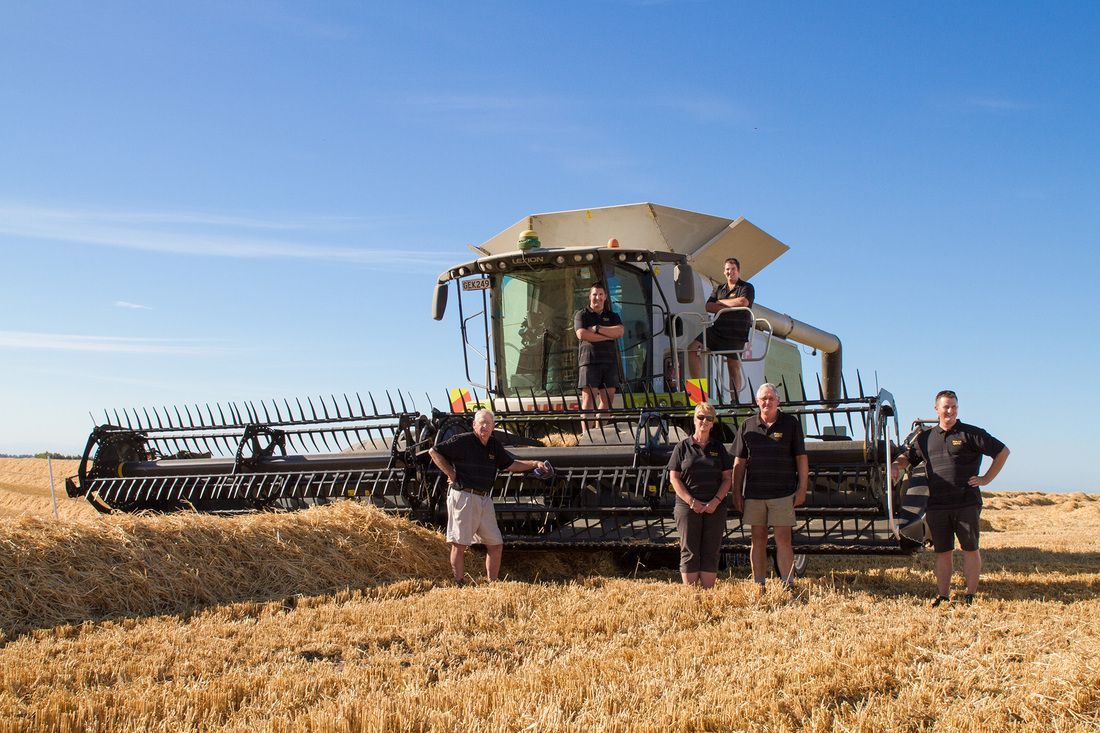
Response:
[751,303,842,401]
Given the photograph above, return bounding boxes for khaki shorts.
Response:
[742,496,796,527]
[446,488,504,546]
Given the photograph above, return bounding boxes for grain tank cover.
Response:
[477,203,790,281]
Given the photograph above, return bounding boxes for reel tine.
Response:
[143,407,155,431]
[298,397,310,422]
[425,392,435,411]
[386,390,396,414]
[319,395,331,421]
[842,373,850,400]
[398,391,408,413]
[217,403,228,428]
[260,400,272,424]
[344,393,354,420]
[204,403,216,429]
[122,408,134,430]
[102,409,111,427]
[816,373,825,402]
[113,409,124,428]
[306,427,322,453]
[173,405,185,429]
[356,392,367,418]
[368,392,379,416]
[856,370,865,399]
[317,425,333,452]
[183,404,196,428]
[282,398,293,423]
[799,372,808,404]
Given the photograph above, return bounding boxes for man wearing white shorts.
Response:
[429,408,549,585]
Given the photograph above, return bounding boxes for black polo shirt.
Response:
[667,436,733,502]
[433,432,515,491]
[573,307,623,365]
[905,421,1006,509]
[708,280,755,343]
[734,411,806,499]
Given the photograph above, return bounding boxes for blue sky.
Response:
[1,2,1097,490]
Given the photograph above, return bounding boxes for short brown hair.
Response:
[724,257,740,269]
[935,390,958,404]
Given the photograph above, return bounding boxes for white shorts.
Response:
[446,488,504,546]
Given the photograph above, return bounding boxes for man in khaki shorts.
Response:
[429,408,549,585]
[733,383,808,589]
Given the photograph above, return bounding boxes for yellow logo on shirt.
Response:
[951,440,962,446]
[772,432,783,439]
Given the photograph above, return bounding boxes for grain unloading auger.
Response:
[68,203,930,555]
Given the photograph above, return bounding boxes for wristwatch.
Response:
[594,325,601,334]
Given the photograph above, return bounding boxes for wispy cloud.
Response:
[0,331,227,355]
[654,94,745,124]
[114,300,151,311]
[967,96,1033,111]
[0,203,447,270]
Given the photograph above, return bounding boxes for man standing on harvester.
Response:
[688,257,755,400]
[891,390,1009,606]
[574,282,624,429]
[429,408,551,586]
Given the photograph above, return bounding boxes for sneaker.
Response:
[454,578,466,588]
[962,593,975,605]
[931,595,950,607]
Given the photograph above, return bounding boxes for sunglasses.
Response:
[694,415,716,423]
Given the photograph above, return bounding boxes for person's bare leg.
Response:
[935,551,954,597]
[597,387,616,428]
[750,525,770,584]
[485,544,503,581]
[450,543,466,583]
[773,525,795,584]
[699,571,718,589]
[580,387,596,430]
[962,550,981,595]
[727,357,743,401]
[687,341,704,380]
[681,572,700,586]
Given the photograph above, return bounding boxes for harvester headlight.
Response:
[585,253,594,262]
[458,267,468,276]
[636,253,645,261]
[617,253,626,262]
[555,255,565,265]
[498,261,508,270]
[573,254,582,262]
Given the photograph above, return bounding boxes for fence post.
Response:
[47,455,59,520]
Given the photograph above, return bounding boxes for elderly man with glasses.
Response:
[733,383,809,591]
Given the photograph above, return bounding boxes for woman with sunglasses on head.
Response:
[667,402,734,588]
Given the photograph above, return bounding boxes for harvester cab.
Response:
[68,203,930,560]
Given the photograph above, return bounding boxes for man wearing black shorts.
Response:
[891,390,1009,605]
[688,257,755,400]
[573,282,624,428]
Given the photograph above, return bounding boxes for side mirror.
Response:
[432,281,449,320]
[674,263,695,303]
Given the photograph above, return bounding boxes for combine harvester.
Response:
[68,204,929,564]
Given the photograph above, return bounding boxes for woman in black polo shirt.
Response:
[667,402,733,588]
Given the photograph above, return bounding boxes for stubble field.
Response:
[0,457,1097,732]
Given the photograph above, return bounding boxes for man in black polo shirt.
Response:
[573,282,624,429]
[688,257,755,401]
[429,408,550,585]
[891,390,1009,605]
[732,382,808,589]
